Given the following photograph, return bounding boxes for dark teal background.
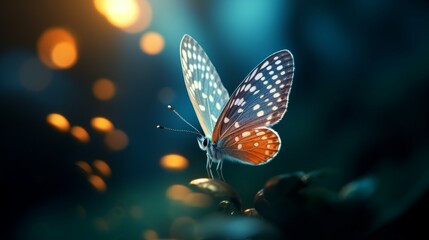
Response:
[1,0,428,239]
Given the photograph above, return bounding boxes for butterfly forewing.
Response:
[212,50,294,164]
[180,35,230,136]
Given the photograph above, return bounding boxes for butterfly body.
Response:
[197,136,222,163]
[180,35,295,179]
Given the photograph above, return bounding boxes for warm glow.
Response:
[20,58,52,91]
[70,126,90,143]
[160,154,189,171]
[37,28,78,69]
[143,230,158,240]
[51,42,77,68]
[94,0,151,32]
[76,161,92,175]
[94,0,138,28]
[183,193,212,207]
[46,113,70,132]
[93,78,116,100]
[189,178,211,185]
[104,129,129,151]
[91,117,114,132]
[88,175,107,192]
[140,32,164,55]
[92,159,111,178]
[166,184,192,201]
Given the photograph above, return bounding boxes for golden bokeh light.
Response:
[92,159,111,178]
[37,28,78,69]
[94,0,138,28]
[183,193,212,207]
[104,129,129,151]
[160,154,189,171]
[140,32,165,55]
[91,117,114,132]
[93,78,116,100]
[46,113,70,132]
[166,184,192,201]
[70,126,90,143]
[51,42,77,68]
[143,229,158,240]
[19,58,52,91]
[88,175,107,192]
[76,161,92,175]
[94,0,152,33]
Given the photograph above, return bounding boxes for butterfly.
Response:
[162,34,294,180]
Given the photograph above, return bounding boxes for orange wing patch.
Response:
[221,127,281,165]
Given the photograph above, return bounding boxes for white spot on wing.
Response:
[260,61,269,69]
[256,131,265,136]
[242,131,251,137]
[253,104,260,110]
[250,68,258,79]
[245,84,251,91]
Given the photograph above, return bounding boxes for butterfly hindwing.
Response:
[222,127,281,165]
[180,35,230,136]
[212,50,294,164]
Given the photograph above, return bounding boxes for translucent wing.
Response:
[212,50,294,164]
[180,35,230,136]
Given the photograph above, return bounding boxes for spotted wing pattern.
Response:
[180,35,230,136]
[212,50,294,165]
[221,127,281,165]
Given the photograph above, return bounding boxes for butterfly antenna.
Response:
[156,125,201,135]
[156,105,204,136]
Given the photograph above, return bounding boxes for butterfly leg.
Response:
[206,154,214,179]
[216,159,225,181]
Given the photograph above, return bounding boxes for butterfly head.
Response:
[197,136,210,151]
